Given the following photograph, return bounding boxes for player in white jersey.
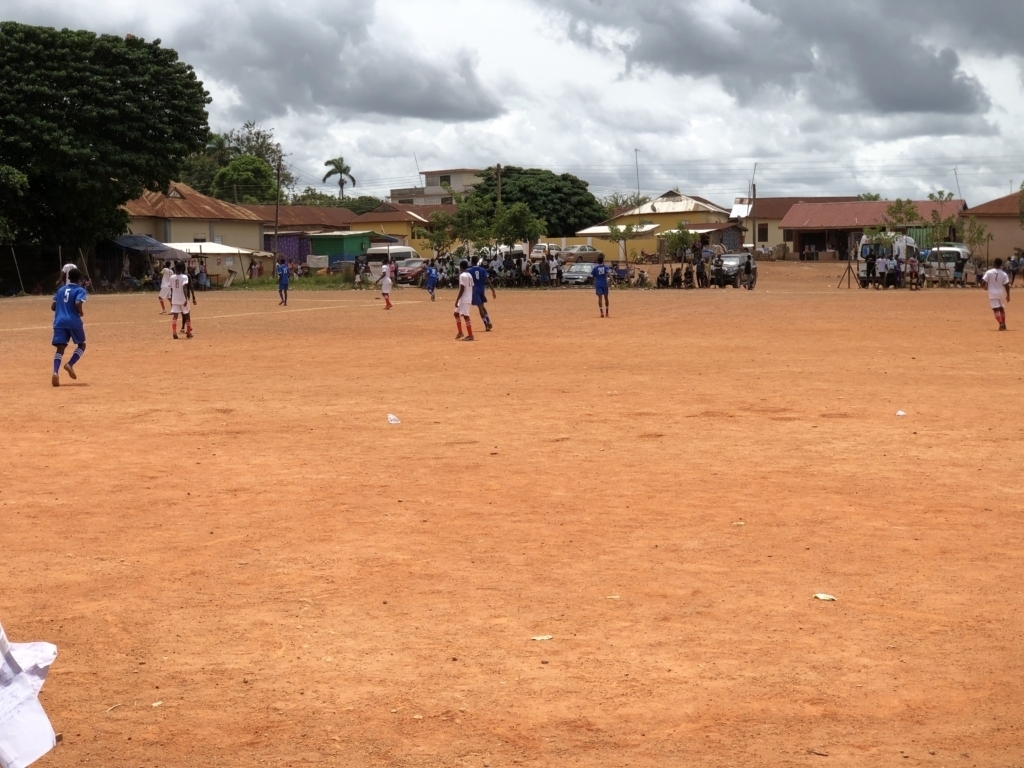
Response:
[168,262,196,339]
[61,262,77,286]
[454,259,475,341]
[373,255,394,309]
[158,260,174,314]
[982,258,1010,331]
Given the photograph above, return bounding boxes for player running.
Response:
[469,256,496,331]
[983,258,1010,331]
[454,259,475,341]
[276,257,289,306]
[425,260,439,301]
[592,255,611,317]
[374,256,394,310]
[169,262,196,339]
[157,260,173,314]
[50,268,88,387]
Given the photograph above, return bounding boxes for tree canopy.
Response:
[211,155,277,203]
[472,166,606,237]
[179,122,295,196]
[0,22,210,245]
[323,157,356,199]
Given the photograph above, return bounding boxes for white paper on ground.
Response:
[0,675,55,768]
[0,622,57,768]
[387,414,401,424]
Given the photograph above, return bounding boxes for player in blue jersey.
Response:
[591,254,611,317]
[50,268,88,387]
[425,260,439,301]
[275,257,289,306]
[469,256,496,331]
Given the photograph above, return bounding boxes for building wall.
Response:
[972,217,1023,264]
[213,220,262,251]
[168,219,211,243]
[612,209,728,234]
[737,216,787,247]
[354,219,433,255]
[128,216,160,239]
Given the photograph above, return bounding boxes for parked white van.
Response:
[363,245,421,263]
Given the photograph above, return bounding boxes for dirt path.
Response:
[1,263,1022,766]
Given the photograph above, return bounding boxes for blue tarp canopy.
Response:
[112,235,172,254]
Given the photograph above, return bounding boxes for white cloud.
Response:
[2,0,1023,204]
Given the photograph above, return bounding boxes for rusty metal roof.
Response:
[240,205,357,228]
[967,192,1020,217]
[125,183,263,222]
[751,196,859,220]
[779,200,966,230]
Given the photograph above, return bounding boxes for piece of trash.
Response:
[732,521,745,526]
[531,635,553,641]
[151,701,163,707]
[606,596,620,600]
[895,410,906,417]
[413,715,423,720]
[807,749,829,757]
[105,704,121,713]
[813,594,837,601]
[388,414,401,424]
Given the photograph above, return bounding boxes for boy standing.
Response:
[374,256,393,309]
[454,259,475,341]
[425,260,439,301]
[276,257,289,306]
[169,262,196,339]
[983,258,1010,331]
[592,255,611,317]
[158,260,173,313]
[50,268,88,387]
[469,256,496,331]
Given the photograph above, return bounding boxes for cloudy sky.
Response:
[3,0,1024,206]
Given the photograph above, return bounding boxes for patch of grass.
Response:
[225,275,363,291]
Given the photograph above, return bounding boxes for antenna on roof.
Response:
[953,166,962,200]
[414,152,422,181]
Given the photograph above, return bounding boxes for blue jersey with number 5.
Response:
[53,284,86,327]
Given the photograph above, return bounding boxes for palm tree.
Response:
[323,157,356,200]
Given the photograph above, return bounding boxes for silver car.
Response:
[562,261,600,285]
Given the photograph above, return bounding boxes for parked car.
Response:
[531,243,561,260]
[720,253,757,288]
[560,245,601,262]
[562,261,600,285]
[396,258,428,284]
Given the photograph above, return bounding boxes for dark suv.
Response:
[719,254,757,289]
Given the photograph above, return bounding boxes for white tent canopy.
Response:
[162,242,259,255]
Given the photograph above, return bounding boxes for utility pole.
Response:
[496,164,502,205]
[751,162,758,251]
[274,156,282,255]
[634,149,641,201]
[953,166,962,201]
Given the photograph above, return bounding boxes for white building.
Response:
[389,169,482,205]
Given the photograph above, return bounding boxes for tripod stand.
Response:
[837,255,860,289]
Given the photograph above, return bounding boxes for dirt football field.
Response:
[1,262,1023,768]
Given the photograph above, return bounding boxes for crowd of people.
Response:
[859,250,1023,290]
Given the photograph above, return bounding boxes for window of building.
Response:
[440,175,451,186]
[757,223,768,242]
[783,229,793,242]
[441,197,453,205]
[193,236,206,243]
[398,199,414,205]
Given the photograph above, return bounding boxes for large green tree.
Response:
[211,155,277,203]
[472,166,606,237]
[0,23,210,245]
[0,165,28,242]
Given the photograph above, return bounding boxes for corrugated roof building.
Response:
[964,193,1024,263]
[125,182,264,251]
[777,199,967,260]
